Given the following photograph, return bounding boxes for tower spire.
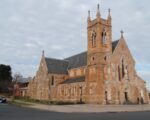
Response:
[87,10,91,22]
[96,4,101,18]
[108,8,111,19]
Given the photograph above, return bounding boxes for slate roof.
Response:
[112,40,119,52]
[45,40,119,74]
[64,51,87,69]
[45,57,69,74]
[61,76,85,84]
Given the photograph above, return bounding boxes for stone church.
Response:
[28,5,149,104]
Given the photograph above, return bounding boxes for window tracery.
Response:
[102,27,107,43]
[91,30,96,47]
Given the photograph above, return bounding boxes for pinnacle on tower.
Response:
[87,10,91,22]
[96,4,101,18]
[108,8,111,19]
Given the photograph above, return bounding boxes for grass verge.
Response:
[8,99,33,106]
[12,96,85,105]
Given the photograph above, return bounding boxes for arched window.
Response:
[125,66,129,80]
[51,76,54,86]
[118,65,121,81]
[102,28,107,43]
[104,56,107,61]
[91,30,96,47]
[122,60,125,78]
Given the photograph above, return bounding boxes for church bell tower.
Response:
[85,4,112,104]
[87,5,112,65]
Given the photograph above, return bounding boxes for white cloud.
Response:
[0,0,149,91]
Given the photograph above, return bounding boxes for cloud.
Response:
[0,0,149,91]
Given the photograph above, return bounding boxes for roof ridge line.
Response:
[45,57,69,62]
[64,51,87,60]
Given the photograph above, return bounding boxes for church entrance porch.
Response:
[105,91,108,104]
[124,92,130,104]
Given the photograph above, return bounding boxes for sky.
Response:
[0,0,150,90]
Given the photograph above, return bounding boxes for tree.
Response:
[13,73,23,83]
[0,64,12,92]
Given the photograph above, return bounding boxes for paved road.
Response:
[0,104,150,120]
